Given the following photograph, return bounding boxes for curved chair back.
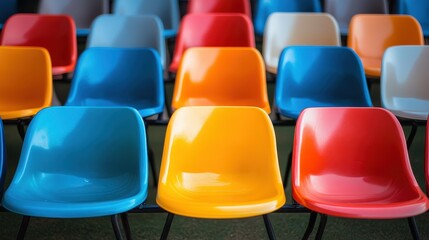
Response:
[381,46,429,121]
[2,106,148,218]
[172,47,270,113]
[0,0,17,29]
[1,14,77,76]
[348,14,424,78]
[66,48,164,118]
[187,0,252,19]
[87,14,166,68]
[263,13,340,74]
[0,46,52,120]
[254,0,322,36]
[38,0,109,36]
[275,46,372,119]
[394,0,429,37]
[113,0,180,38]
[157,106,285,218]
[169,13,255,72]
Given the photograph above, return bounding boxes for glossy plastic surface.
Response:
[325,0,388,35]
[293,107,429,219]
[87,14,166,68]
[169,13,255,72]
[394,0,429,37]
[263,13,340,74]
[0,46,52,120]
[113,0,180,38]
[0,120,5,195]
[172,47,270,113]
[381,46,429,120]
[157,106,285,218]
[1,14,77,75]
[2,107,148,218]
[254,0,322,36]
[348,14,424,78]
[276,46,372,119]
[0,0,17,29]
[187,0,251,19]
[38,0,109,36]
[66,48,164,118]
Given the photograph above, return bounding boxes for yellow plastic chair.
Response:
[157,106,285,239]
[172,47,270,113]
[348,14,424,78]
[0,46,52,138]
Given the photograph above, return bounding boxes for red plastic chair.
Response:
[293,107,429,239]
[168,13,255,72]
[187,0,252,19]
[1,14,77,76]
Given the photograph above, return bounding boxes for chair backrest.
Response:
[0,0,17,26]
[275,46,372,119]
[325,0,389,35]
[187,0,252,19]
[65,48,164,118]
[172,47,270,113]
[1,14,77,75]
[293,107,425,214]
[0,119,5,196]
[347,14,424,77]
[253,0,322,36]
[0,46,52,120]
[87,14,166,68]
[381,46,429,121]
[113,0,180,38]
[394,0,429,37]
[263,13,340,74]
[38,0,109,36]
[169,13,255,72]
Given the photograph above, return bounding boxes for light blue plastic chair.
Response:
[113,0,180,39]
[253,0,322,36]
[0,119,5,197]
[0,0,17,30]
[394,0,429,37]
[2,106,148,239]
[87,14,166,69]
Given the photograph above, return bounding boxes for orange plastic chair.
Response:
[187,0,252,19]
[157,106,285,239]
[172,47,270,113]
[169,13,255,72]
[0,46,52,138]
[293,107,429,239]
[347,14,424,78]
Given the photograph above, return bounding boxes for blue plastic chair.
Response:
[253,0,322,36]
[0,0,17,30]
[113,0,180,39]
[394,0,429,37]
[2,106,148,239]
[0,119,5,197]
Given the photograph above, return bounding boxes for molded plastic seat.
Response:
[0,0,17,29]
[65,48,164,119]
[381,46,429,121]
[276,46,372,119]
[2,106,148,218]
[1,14,77,76]
[172,47,270,113]
[0,46,52,120]
[157,106,285,238]
[325,0,388,35]
[263,13,340,74]
[253,0,322,36]
[169,13,255,72]
[293,107,429,238]
[348,14,424,78]
[394,0,429,37]
[187,0,252,19]
[113,0,180,39]
[87,14,166,68]
[38,0,109,37]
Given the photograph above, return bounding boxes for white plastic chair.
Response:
[262,13,341,74]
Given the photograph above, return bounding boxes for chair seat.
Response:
[76,28,90,37]
[163,29,177,38]
[0,108,45,120]
[361,57,381,77]
[387,104,429,121]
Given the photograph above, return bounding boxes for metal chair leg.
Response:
[283,150,293,189]
[17,216,31,240]
[315,214,328,240]
[406,122,418,149]
[111,214,124,240]
[120,213,132,240]
[408,217,420,240]
[148,147,158,186]
[160,213,175,240]
[263,214,276,240]
[301,212,318,240]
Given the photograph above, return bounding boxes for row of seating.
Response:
[0,106,428,239]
